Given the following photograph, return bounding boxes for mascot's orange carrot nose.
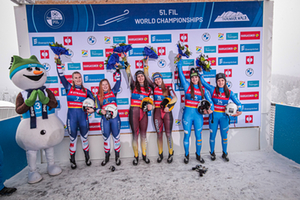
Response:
[33,70,43,75]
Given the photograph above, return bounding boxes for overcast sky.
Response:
[0,0,299,93]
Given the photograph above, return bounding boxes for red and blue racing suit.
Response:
[200,74,242,154]
[56,66,95,156]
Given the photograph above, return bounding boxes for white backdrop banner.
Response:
[26,2,264,135]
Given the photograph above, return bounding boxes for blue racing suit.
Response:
[56,66,95,156]
[200,74,242,154]
[96,70,121,154]
[177,60,214,157]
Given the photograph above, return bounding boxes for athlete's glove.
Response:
[25,90,38,107]
[37,89,49,105]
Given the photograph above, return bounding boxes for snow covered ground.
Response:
[3,148,300,200]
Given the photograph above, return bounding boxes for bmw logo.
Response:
[65,49,74,58]
[245,68,254,77]
[227,81,232,89]
[202,33,211,42]
[87,36,97,45]
[157,59,166,68]
[42,63,51,72]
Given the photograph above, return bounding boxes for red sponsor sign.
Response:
[83,61,104,70]
[240,91,259,100]
[246,56,254,65]
[208,57,216,66]
[245,115,253,123]
[40,50,49,59]
[180,33,188,42]
[118,109,129,118]
[91,86,99,96]
[157,47,166,56]
[224,69,232,77]
[165,83,173,89]
[135,60,144,69]
[60,75,72,84]
[218,44,238,53]
[63,36,73,45]
[128,35,149,44]
[174,71,190,79]
[240,31,260,40]
[49,88,59,96]
[105,48,122,57]
[89,122,101,131]
[203,117,209,125]
[181,95,185,103]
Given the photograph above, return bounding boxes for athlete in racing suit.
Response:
[96,68,121,166]
[56,61,95,169]
[177,59,214,164]
[199,72,242,161]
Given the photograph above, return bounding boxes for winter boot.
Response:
[195,153,205,164]
[133,156,139,166]
[101,152,110,166]
[115,151,121,166]
[157,152,163,163]
[70,153,77,169]
[210,151,216,161]
[84,150,92,166]
[184,154,189,164]
[167,151,174,163]
[222,151,229,162]
[142,154,150,164]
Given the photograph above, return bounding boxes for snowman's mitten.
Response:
[25,90,38,107]
[37,89,49,105]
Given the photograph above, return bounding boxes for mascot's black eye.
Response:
[26,67,33,72]
[40,130,46,135]
[35,67,40,71]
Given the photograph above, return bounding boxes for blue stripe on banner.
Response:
[72,5,78,32]
[26,2,263,32]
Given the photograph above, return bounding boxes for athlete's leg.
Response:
[78,111,91,166]
[129,107,140,158]
[182,110,192,157]
[139,110,149,157]
[163,111,174,155]
[67,110,79,169]
[101,117,111,154]
[209,113,220,154]
[194,114,204,157]
[153,108,164,155]
[219,115,230,154]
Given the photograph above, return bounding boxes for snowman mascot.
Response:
[9,55,64,184]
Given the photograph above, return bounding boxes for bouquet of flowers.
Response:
[49,42,70,65]
[105,53,120,70]
[174,42,191,64]
[196,54,212,72]
[112,43,132,63]
[143,46,158,62]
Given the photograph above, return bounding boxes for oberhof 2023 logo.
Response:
[44,9,65,29]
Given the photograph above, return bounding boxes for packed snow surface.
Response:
[3,149,300,200]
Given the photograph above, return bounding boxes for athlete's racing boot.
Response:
[222,151,229,162]
[142,154,150,164]
[0,187,17,196]
[84,150,92,166]
[101,152,110,166]
[115,151,121,166]
[70,153,77,169]
[167,151,174,163]
[210,151,216,161]
[157,152,163,163]
[196,153,205,164]
[133,156,139,166]
[184,154,189,164]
